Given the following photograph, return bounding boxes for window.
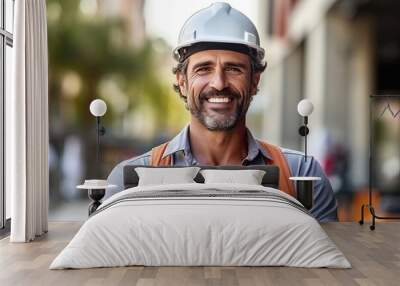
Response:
[1,0,14,230]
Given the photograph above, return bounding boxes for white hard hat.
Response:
[173,2,265,62]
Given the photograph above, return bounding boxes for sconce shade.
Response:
[297,99,314,117]
[90,99,107,117]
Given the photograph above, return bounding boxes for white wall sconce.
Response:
[89,99,107,170]
[297,99,314,162]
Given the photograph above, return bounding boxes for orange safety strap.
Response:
[150,142,172,166]
[257,140,296,198]
[150,140,296,198]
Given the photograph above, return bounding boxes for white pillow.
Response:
[135,167,201,186]
[200,169,266,185]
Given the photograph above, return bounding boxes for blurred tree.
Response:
[46,0,186,182]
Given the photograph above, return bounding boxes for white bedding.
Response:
[50,183,351,269]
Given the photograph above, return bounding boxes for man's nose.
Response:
[209,69,228,91]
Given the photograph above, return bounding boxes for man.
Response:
[106,2,338,222]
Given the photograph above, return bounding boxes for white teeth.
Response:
[207,97,231,103]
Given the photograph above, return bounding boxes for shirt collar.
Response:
[162,124,272,162]
[246,129,272,161]
[163,124,190,158]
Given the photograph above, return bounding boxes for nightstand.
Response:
[77,180,117,216]
[289,177,321,210]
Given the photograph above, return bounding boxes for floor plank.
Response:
[0,222,399,286]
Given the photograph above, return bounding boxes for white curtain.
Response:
[7,0,49,242]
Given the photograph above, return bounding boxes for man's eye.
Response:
[226,67,242,73]
[196,67,211,74]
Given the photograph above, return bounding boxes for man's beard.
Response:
[187,87,252,131]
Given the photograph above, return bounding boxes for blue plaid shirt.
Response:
[106,124,338,222]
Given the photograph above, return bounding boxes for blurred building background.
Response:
[46,0,400,221]
[257,0,400,220]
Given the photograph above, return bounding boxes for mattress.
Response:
[50,183,351,269]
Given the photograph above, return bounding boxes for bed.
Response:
[50,165,350,269]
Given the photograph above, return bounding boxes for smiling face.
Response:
[177,49,261,131]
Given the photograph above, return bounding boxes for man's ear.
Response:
[250,72,261,95]
[176,72,187,95]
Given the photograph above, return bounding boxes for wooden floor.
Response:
[0,222,399,286]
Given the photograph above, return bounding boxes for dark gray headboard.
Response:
[123,165,280,189]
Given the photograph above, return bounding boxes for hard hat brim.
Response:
[173,39,265,62]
